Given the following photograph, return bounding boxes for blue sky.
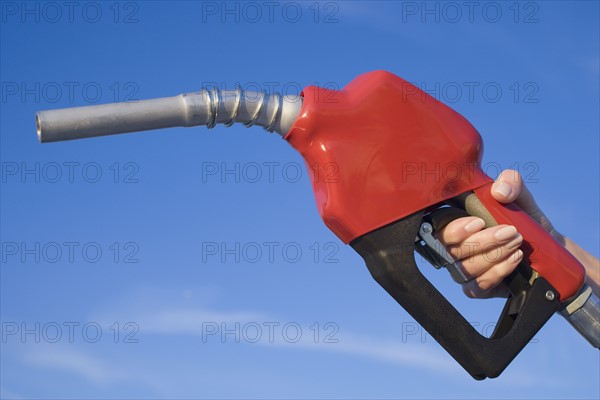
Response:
[1,1,599,399]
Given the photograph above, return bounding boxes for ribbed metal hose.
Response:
[36,87,303,142]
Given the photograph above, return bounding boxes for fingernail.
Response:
[465,218,485,233]
[513,249,524,261]
[494,225,518,241]
[507,234,523,249]
[494,182,512,198]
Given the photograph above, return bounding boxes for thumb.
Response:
[492,169,525,202]
[491,169,557,237]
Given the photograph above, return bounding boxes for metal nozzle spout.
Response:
[36,89,302,142]
[561,285,600,348]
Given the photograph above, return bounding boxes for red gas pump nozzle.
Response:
[36,70,599,379]
[286,71,596,378]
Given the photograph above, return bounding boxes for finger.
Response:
[462,249,524,298]
[491,169,523,204]
[457,233,523,279]
[492,169,540,215]
[436,216,486,246]
[491,169,558,237]
[442,224,520,259]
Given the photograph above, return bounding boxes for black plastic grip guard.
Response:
[350,210,561,380]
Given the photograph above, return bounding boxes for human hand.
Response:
[436,169,558,298]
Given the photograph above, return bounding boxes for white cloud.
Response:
[129,308,268,335]
[93,299,457,375]
[22,345,132,386]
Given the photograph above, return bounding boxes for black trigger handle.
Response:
[351,211,561,379]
